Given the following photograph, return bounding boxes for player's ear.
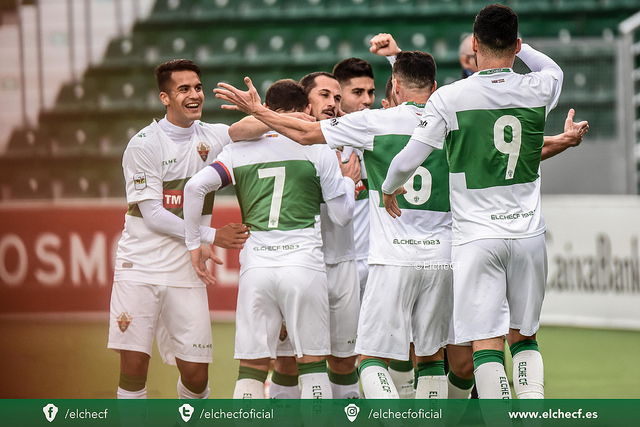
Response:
[381,99,390,109]
[159,91,170,107]
[471,35,478,53]
[304,104,312,115]
[263,102,269,109]
[515,38,522,55]
[431,81,437,95]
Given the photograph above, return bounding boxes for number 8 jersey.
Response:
[320,102,452,266]
[409,47,562,245]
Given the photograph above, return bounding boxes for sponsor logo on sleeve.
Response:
[133,172,147,190]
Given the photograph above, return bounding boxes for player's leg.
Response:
[446,344,475,399]
[506,234,547,399]
[281,266,332,399]
[176,359,209,399]
[389,350,415,399]
[160,286,213,399]
[234,358,271,399]
[118,350,150,399]
[270,355,300,399]
[108,281,162,399]
[452,239,511,399]
[357,355,398,398]
[412,266,452,399]
[233,268,283,398]
[326,261,360,398]
[356,265,415,399]
[415,348,447,399]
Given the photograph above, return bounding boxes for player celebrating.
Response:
[183,79,361,399]
[213,51,452,399]
[107,59,249,399]
[382,5,568,399]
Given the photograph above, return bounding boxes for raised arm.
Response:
[214,77,325,145]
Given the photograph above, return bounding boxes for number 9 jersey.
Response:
[409,48,562,245]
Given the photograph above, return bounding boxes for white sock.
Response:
[299,372,333,399]
[512,350,544,399]
[415,375,448,399]
[233,378,265,399]
[269,382,301,398]
[359,365,399,399]
[331,382,361,399]
[474,362,511,399]
[447,377,473,399]
[389,367,415,399]
[117,386,147,399]
[177,377,210,399]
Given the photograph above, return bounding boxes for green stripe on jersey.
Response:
[364,134,449,212]
[447,107,545,189]
[233,160,322,232]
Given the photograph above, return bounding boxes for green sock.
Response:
[237,366,268,382]
[329,369,359,385]
[473,349,505,370]
[389,359,414,372]
[510,339,539,357]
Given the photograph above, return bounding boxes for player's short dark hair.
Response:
[299,71,337,95]
[155,59,201,92]
[332,58,374,84]
[392,51,436,91]
[265,79,309,113]
[473,4,518,55]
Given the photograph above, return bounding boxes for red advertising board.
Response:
[0,200,241,314]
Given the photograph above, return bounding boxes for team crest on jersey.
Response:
[133,172,147,190]
[279,322,288,342]
[197,142,210,162]
[117,312,132,332]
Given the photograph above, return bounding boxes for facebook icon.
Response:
[43,403,58,422]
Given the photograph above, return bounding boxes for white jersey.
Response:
[320,146,357,264]
[212,132,348,274]
[410,52,562,245]
[114,120,231,286]
[320,102,452,266]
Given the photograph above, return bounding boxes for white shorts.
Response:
[107,281,213,365]
[451,234,547,344]
[327,260,360,357]
[235,266,330,360]
[355,264,452,360]
[356,259,369,301]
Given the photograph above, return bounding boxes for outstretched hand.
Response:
[213,223,250,249]
[564,108,589,147]
[190,244,223,287]
[214,77,262,115]
[370,33,401,57]
[382,186,407,219]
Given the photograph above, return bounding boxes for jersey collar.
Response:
[405,101,426,108]
[478,68,513,75]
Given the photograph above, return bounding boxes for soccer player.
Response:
[183,79,361,399]
[213,50,452,399]
[332,58,374,297]
[371,28,588,400]
[107,59,249,399]
[381,5,575,399]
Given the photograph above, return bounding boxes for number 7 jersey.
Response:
[212,132,348,273]
[410,66,562,245]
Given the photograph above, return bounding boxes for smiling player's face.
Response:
[160,70,204,128]
[307,75,342,121]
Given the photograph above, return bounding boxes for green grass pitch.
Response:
[1,319,638,399]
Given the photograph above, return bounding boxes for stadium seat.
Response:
[292,28,342,64]
[246,29,295,65]
[196,30,248,66]
[102,34,148,66]
[193,0,240,19]
[6,170,54,200]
